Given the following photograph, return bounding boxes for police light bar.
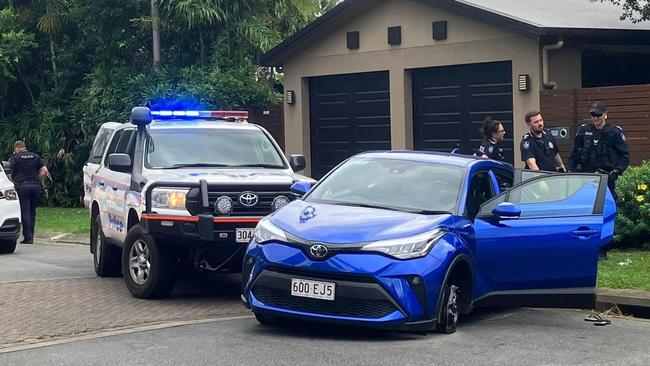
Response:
[150,110,249,119]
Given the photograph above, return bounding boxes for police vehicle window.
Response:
[104,130,124,167]
[88,128,113,164]
[116,129,136,158]
[305,158,464,214]
[146,128,285,169]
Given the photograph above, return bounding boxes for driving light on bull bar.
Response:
[151,188,190,210]
[272,195,290,211]
[361,229,445,259]
[215,196,233,215]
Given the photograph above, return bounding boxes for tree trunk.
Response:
[49,33,58,84]
[199,29,205,66]
[151,0,161,68]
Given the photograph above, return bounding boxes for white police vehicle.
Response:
[0,162,20,254]
[84,107,312,298]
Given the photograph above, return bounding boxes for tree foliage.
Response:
[0,0,331,206]
[596,0,650,23]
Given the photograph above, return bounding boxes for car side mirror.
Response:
[289,154,306,172]
[290,181,312,196]
[492,202,521,221]
[108,153,132,173]
[1,161,11,175]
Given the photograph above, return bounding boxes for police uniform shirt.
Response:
[8,150,44,186]
[475,139,505,161]
[568,123,630,173]
[520,130,559,172]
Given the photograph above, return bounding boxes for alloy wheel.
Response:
[129,239,151,285]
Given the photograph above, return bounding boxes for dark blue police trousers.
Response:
[16,184,42,242]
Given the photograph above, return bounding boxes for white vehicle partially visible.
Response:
[0,162,21,254]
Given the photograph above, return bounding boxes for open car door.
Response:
[472,173,615,309]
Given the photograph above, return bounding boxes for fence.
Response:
[541,84,650,166]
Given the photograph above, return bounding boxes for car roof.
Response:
[112,119,263,131]
[354,150,513,170]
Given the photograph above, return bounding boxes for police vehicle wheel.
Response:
[436,281,460,334]
[0,240,17,254]
[254,312,280,326]
[122,224,176,299]
[91,216,121,277]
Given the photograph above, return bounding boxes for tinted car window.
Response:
[104,130,124,167]
[89,128,114,164]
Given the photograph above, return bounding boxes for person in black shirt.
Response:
[474,116,506,161]
[520,111,566,172]
[8,141,49,244]
[569,101,629,201]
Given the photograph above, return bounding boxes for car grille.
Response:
[185,184,295,216]
[251,270,400,319]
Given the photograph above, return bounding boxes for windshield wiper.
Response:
[407,210,452,215]
[330,202,451,215]
[228,163,285,169]
[163,163,231,169]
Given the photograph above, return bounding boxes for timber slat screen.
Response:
[541,84,650,166]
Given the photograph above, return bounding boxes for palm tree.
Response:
[36,0,68,82]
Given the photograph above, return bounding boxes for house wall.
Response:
[282,0,544,175]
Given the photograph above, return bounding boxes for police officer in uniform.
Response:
[569,101,629,201]
[520,111,567,172]
[8,141,49,244]
[474,116,506,161]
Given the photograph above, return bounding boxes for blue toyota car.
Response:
[241,151,615,333]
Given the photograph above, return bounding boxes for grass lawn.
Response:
[598,249,650,291]
[35,207,89,235]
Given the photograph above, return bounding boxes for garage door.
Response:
[412,61,514,164]
[309,71,391,179]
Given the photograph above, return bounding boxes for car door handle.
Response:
[112,186,118,191]
[98,181,105,187]
[570,229,599,239]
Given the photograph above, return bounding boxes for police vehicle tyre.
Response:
[436,280,460,334]
[91,216,122,277]
[254,312,280,326]
[0,240,17,254]
[122,224,176,299]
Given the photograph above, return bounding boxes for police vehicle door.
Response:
[102,129,135,241]
[472,173,612,308]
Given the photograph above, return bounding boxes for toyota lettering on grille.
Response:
[309,244,328,259]
[238,192,259,207]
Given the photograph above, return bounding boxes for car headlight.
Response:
[151,188,190,210]
[254,218,287,244]
[361,229,446,259]
[3,188,17,200]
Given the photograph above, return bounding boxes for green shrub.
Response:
[615,161,650,247]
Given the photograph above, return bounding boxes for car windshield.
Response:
[306,157,464,213]
[146,127,286,169]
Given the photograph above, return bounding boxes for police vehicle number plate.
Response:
[291,278,335,301]
[235,228,254,243]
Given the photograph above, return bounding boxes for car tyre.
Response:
[122,224,176,299]
[91,216,122,277]
[0,240,17,254]
[254,312,280,326]
[436,281,460,334]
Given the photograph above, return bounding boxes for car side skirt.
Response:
[473,287,596,309]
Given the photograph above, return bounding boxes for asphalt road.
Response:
[1,243,649,365]
[1,308,649,366]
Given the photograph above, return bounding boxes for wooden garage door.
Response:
[309,72,391,179]
[413,61,514,164]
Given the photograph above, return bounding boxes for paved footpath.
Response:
[0,243,251,350]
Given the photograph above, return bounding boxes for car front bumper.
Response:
[242,240,449,330]
[0,218,20,241]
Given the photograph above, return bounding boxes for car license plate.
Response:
[235,228,254,243]
[291,278,335,301]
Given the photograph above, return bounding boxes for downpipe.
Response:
[542,39,564,90]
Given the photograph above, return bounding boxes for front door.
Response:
[473,173,613,308]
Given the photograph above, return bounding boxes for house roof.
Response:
[261,0,650,66]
